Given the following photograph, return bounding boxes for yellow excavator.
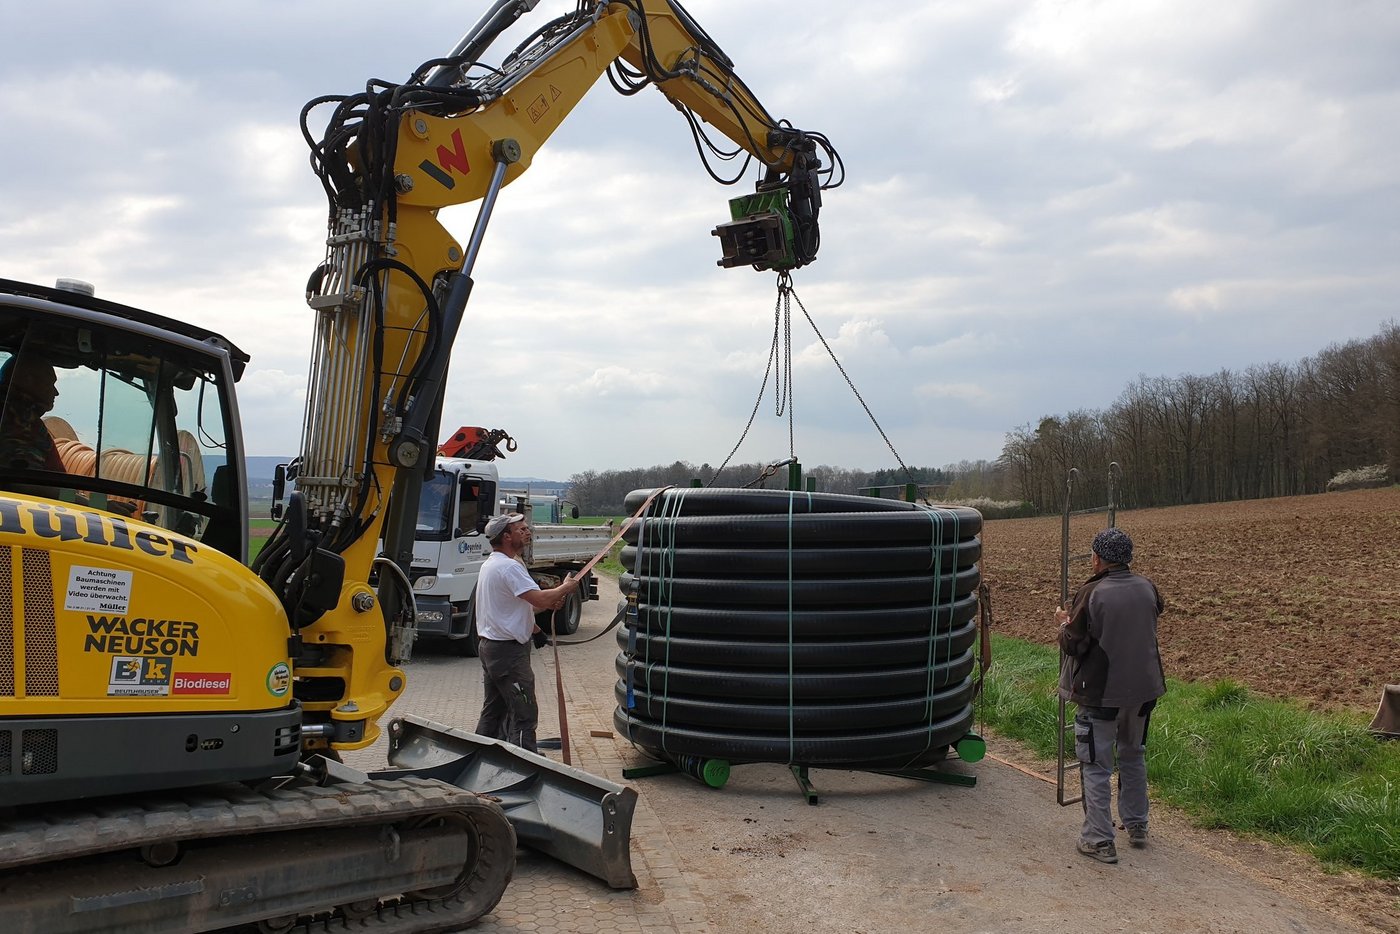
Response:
[0,1,839,930]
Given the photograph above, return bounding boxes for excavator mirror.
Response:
[271,463,288,520]
[476,486,494,534]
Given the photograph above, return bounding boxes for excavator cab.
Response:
[0,281,249,562]
[0,279,304,811]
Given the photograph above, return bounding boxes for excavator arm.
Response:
[393,0,835,270]
[258,0,839,754]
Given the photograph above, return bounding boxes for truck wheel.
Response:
[453,602,480,657]
[542,592,582,636]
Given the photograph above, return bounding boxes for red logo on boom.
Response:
[436,129,470,176]
[173,673,232,695]
[420,128,472,190]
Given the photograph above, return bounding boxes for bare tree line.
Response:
[1001,321,1400,512]
[567,322,1398,516]
[566,460,954,515]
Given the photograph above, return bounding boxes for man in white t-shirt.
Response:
[473,512,579,753]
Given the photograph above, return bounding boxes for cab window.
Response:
[415,471,454,539]
[0,310,240,551]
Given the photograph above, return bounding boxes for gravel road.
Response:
[350,584,1397,934]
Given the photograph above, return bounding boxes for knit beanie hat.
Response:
[1091,527,1134,566]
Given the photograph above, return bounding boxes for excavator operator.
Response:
[0,343,138,516]
[0,349,66,477]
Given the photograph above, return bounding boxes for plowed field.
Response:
[980,486,1400,714]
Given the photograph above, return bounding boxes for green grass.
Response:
[979,634,1400,879]
[568,515,626,575]
[248,518,279,564]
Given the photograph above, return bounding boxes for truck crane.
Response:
[0,1,839,931]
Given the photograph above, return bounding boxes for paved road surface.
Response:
[348,587,1390,934]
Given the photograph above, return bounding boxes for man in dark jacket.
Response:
[1054,527,1166,864]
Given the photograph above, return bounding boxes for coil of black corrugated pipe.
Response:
[612,487,982,771]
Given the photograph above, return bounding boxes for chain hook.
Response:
[742,456,798,489]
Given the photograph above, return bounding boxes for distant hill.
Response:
[245,456,290,481]
[231,456,568,500]
[205,456,285,517]
[501,478,569,495]
[209,455,570,519]
[239,459,564,486]
[206,455,288,484]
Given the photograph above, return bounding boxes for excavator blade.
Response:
[377,715,638,889]
[1371,684,1400,738]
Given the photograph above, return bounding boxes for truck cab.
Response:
[408,458,608,655]
[513,492,576,525]
[407,458,496,650]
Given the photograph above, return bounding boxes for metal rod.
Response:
[425,0,540,87]
[1060,467,1077,608]
[871,768,977,788]
[1057,466,1083,807]
[1056,698,1082,806]
[1108,461,1121,528]
[460,158,512,280]
[790,765,819,805]
[622,762,679,779]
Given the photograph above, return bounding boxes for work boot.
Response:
[1076,839,1119,864]
[1127,825,1148,848]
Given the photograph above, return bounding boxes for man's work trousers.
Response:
[1074,701,1155,845]
[476,639,538,753]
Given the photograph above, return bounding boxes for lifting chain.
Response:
[707,274,796,485]
[742,456,798,489]
[710,274,930,502]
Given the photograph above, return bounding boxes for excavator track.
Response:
[0,777,515,934]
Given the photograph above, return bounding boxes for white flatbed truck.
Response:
[409,456,612,655]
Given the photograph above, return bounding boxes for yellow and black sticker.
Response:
[108,656,172,696]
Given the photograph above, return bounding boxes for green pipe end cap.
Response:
[955,734,986,763]
[702,759,731,788]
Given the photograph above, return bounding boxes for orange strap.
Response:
[548,485,675,765]
[571,485,677,580]
[551,636,572,765]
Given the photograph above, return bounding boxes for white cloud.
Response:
[1168,284,1225,314]
[570,366,674,399]
[911,331,1001,360]
[237,368,310,455]
[227,123,307,198]
[3,0,1397,478]
[1089,204,1232,261]
[915,382,995,404]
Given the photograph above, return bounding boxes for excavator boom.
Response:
[1,3,836,930]
[271,0,841,752]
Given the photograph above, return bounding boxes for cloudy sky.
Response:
[4,1,1397,481]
